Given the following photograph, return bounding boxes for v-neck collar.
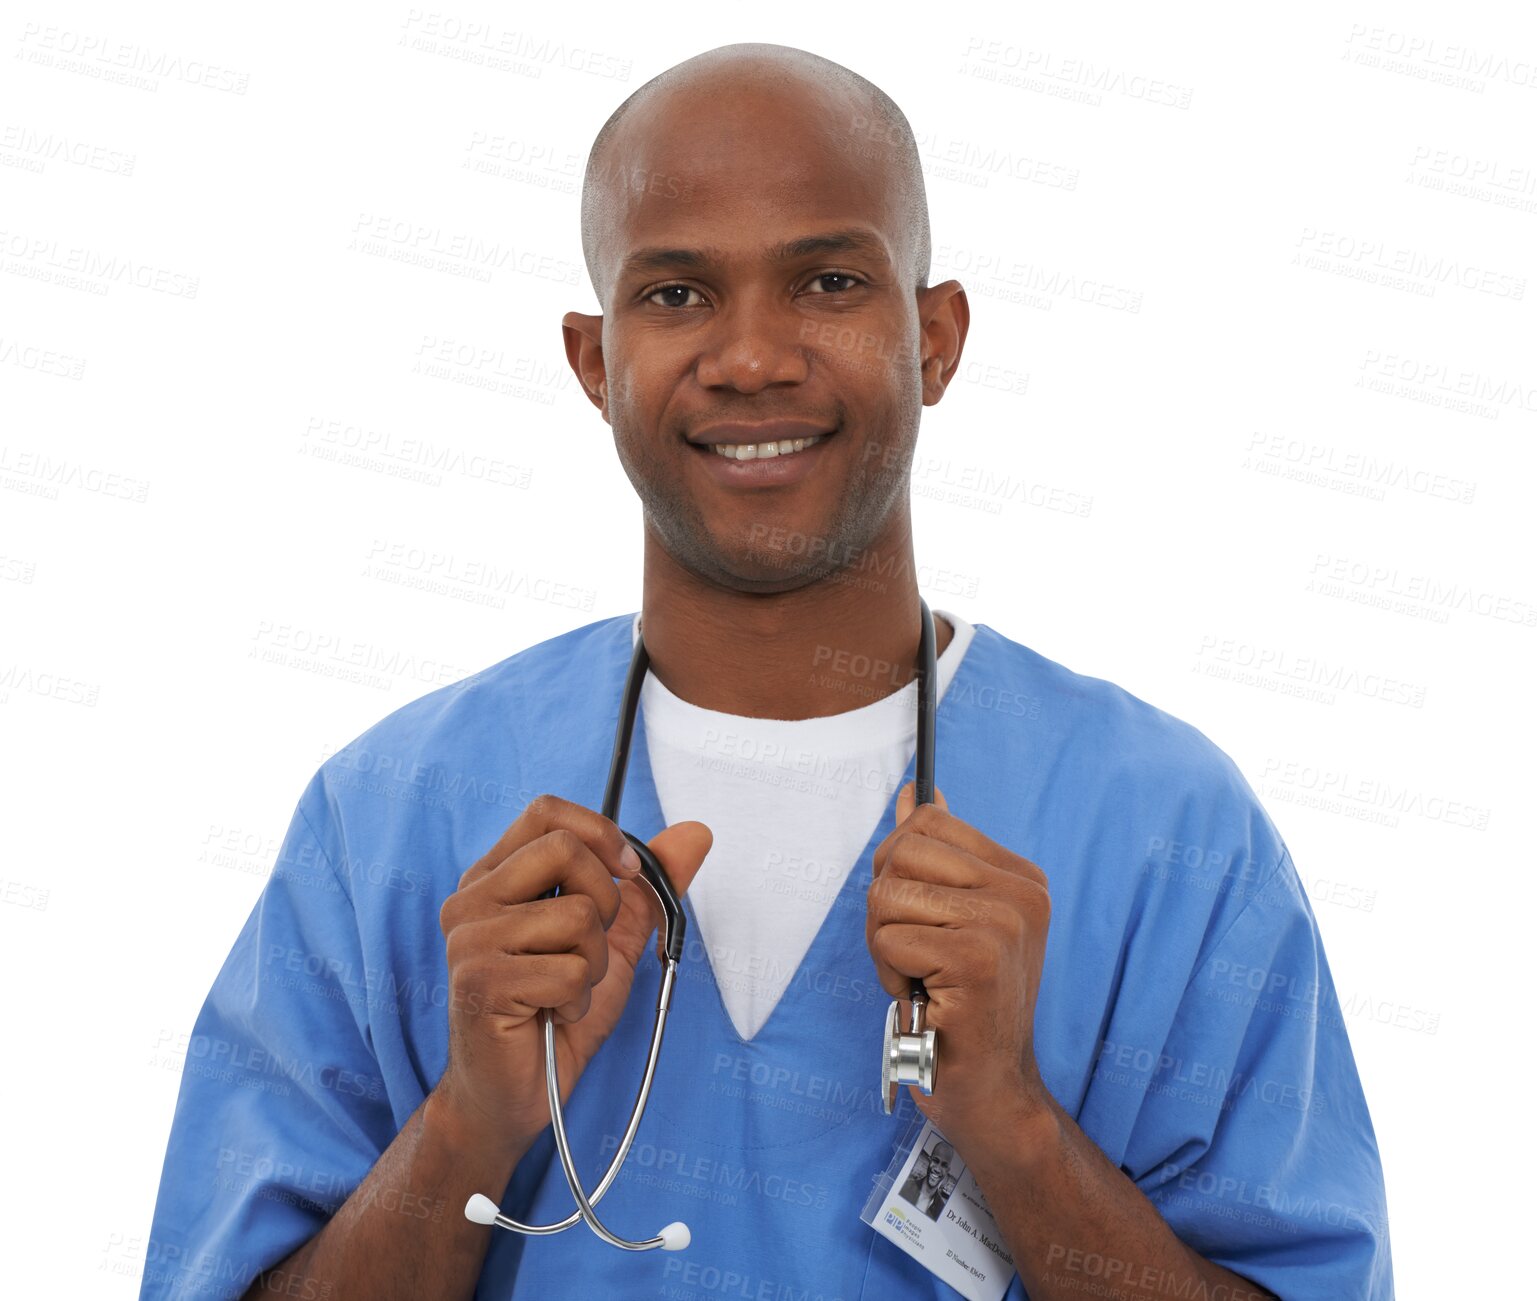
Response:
[595,611,999,1046]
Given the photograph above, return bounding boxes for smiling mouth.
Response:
[705,434,830,461]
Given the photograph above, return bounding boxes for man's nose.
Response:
[695,296,810,393]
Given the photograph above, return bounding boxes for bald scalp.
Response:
[579,42,932,307]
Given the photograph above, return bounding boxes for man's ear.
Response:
[915,281,970,406]
[562,311,608,417]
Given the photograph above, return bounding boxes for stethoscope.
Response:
[881,596,940,1114]
[464,599,941,1249]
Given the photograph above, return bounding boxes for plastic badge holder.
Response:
[859,1104,928,1229]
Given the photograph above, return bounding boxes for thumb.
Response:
[645,820,712,965]
[894,780,948,824]
[647,819,713,897]
[603,821,713,973]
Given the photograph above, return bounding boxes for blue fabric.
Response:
[140,614,1393,1299]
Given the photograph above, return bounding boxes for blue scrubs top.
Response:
[140,614,1393,1299]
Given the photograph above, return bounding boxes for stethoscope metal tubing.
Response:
[539,961,678,1249]
[468,621,687,1248]
[475,947,678,1238]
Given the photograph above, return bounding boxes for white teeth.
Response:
[710,435,826,461]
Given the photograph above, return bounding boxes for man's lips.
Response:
[685,420,834,447]
[684,420,836,486]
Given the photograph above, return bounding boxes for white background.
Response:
[3,2,1533,1295]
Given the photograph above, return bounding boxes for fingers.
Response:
[867,922,947,999]
[502,895,610,988]
[865,868,991,999]
[867,875,1048,999]
[457,950,595,1023]
[442,825,622,937]
[868,869,995,931]
[441,807,629,1024]
[877,782,1047,889]
[868,916,1029,1001]
[875,829,994,892]
[445,905,608,1023]
[866,796,1050,1000]
[457,793,640,892]
[441,805,716,1037]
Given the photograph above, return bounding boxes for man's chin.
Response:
[698,540,846,593]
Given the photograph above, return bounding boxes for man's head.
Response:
[562,43,968,595]
[579,45,932,307]
[927,1139,954,1187]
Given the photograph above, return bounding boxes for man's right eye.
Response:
[645,284,704,308]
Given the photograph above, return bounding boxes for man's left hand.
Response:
[866,781,1052,1147]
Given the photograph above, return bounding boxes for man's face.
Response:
[926,1140,953,1187]
[582,80,943,593]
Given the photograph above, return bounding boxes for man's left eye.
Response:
[807,273,862,293]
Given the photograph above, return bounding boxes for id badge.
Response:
[860,1115,1016,1301]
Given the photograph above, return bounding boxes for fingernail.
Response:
[620,844,642,875]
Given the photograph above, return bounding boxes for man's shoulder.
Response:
[972,621,1261,815]
[976,624,1298,979]
[313,611,629,793]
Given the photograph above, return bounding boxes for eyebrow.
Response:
[618,227,892,281]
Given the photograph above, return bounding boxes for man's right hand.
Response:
[433,793,712,1155]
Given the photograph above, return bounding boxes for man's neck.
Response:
[637,527,954,720]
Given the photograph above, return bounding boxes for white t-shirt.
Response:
[633,609,976,1040]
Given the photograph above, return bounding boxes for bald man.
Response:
[900,1152,935,1210]
[141,43,1392,1301]
[917,1140,957,1221]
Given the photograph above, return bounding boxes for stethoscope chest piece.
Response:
[882,993,938,1114]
